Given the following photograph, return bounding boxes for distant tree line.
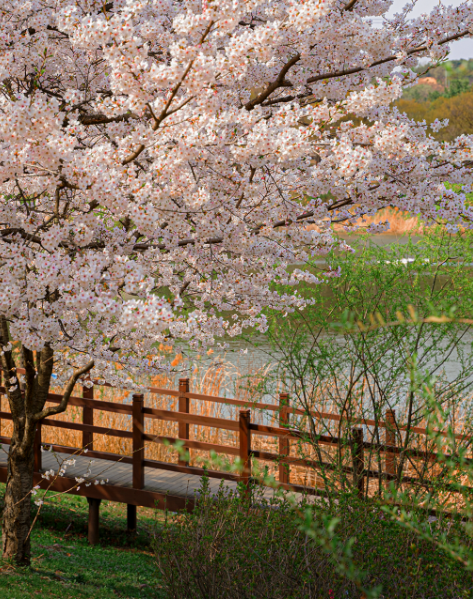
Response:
[397,59,473,141]
[404,59,473,101]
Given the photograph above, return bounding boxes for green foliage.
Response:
[403,59,473,102]
[425,59,473,88]
[259,232,473,429]
[378,372,473,577]
[403,84,443,103]
[397,89,473,141]
[272,229,473,325]
[154,482,333,598]
[445,182,473,206]
[396,60,473,135]
[302,494,473,599]
[239,230,473,594]
[396,60,473,138]
[444,78,471,98]
[153,479,473,598]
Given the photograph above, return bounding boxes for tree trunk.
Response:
[2,441,35,565]
[0,340,91,564]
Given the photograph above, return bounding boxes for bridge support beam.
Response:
[87,497,102,545]
[127,504,137,532]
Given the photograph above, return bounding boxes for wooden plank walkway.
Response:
[0,380,322,547]
[0,443,295,504]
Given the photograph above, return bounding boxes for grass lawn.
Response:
[0,484,165,598]
[2,480,473,598]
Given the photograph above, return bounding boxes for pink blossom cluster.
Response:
[0,0,473,385]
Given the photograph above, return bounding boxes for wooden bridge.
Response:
[0,377,319,544]
[0,375,465,543]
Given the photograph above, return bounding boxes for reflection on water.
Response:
[178,329,473,401]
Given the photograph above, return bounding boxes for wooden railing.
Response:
[0,374,471,500]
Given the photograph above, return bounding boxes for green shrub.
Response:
[153,476,473,599]
[154,478,334,599]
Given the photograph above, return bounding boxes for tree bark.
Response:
[2,439,35,565]
[0,320,94,565]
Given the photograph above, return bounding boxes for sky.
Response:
[380,0,473,60]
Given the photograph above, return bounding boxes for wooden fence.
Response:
[0,373,466,495]
[0,370,472,544]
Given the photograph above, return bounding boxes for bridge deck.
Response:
[0,444,300,506]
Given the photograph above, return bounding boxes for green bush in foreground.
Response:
[153,476,473,599]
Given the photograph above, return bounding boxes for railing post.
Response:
[34,421,42,472]
[128,393,144,532]
[352,428,365,499]
[385,409,396,478]
[132,393,144,490]
[178,377,190,466]
[82,384,94,451]
[239,409,251,494]
[279,393,290,484]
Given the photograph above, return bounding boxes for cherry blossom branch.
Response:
[245,53,300,111]
[0,0,472,411]
[306,30,470,85]
[122,21,214,166]
[78,111,136,126]
[0,318,23,408]
[343,0,360,11]
[31,360,95,422]
[257,29,471,108]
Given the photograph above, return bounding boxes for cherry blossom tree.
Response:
[1,0,473,564]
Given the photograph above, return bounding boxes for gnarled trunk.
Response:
[2,440,35,565]
[0,335,93,565]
